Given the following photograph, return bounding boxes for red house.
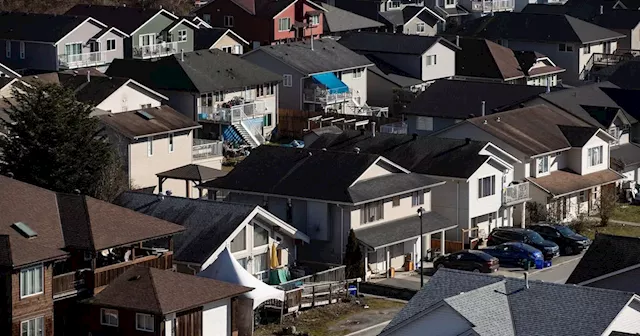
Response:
[195,0,325,46]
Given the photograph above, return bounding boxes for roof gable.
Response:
[65,5,179,35]
[0,12,99,43]
[319,2,385,33]
[339,31,453,56]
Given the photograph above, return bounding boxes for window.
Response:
[283,74,292,87]
[139,34,154,47]
[278,17,291,32]
[353,68,364,78]
[65,42,82,56]
[446,0,455,5]
[177,29,187,42]
[6,40,10,58]
[558,43,574,52]
[135,313,154,332]
[147,136,153,157]
[236,257,247,269]
[263,113,272,127]
[21,317,43,336]
[412,190,425,206]
[388,1,401,8]
[203,14,211,23]
[360,201,384,224]
[230,227,246,252]
[334,71,342,80]
[257,83,274,97]
[106,39,116,51]
[309,15,320,26]
[20,265,43,298]
[579,191,586,202]
[588,146,603,167]
[168,133,174,153]
[101,309,119,327]
[537,156,549,174]
[583,44,590,54]
[425,55,437,66]
[19,42,25,59]
[214,91,224,102]
[253,225,269,247]
[222,46,232,53]
[224,15,234,27]
[392,196,400,207]
[254,252,268,274]
[478,176,495,198]
[417,23,425,33]
[416,116,433,131]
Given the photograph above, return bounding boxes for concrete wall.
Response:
[421,42,456,81]
[242,50,304,110]
[97,83,163,112]
[202,299,230,336]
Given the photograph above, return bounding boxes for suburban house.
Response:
[318,2,386,38]
[437,104,624,223]
[0,175,184,336]
[194,0,327,46]
[567,233,640,294]
[454,37,566,86]
[242,39,378,115]
[0,62,19,78]
[455,0,514,18]
[106,49,282,147]
[82,267,253,336]
[593,10,640,50]
[194,27,249,54]
[338,32,459,85]
[185,15,214,29]
[446,12,625,82]
[0,12,126,73]
[307,130,526,244]
[114,191,310,282]
[378,6,445,36]
[399,79,555,135]
[379,268,640,336]
[66,4,198,59]
[199,146,456,280]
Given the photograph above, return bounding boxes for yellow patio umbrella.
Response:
[270,243,279,269]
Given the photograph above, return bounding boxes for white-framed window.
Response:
[416,116,433,131]
[135,313,154,332]
[222,46,232,53]
[283,74,292,87]
[353,68,364,78]
[101,308,119,327]
[6,40,11,58]
[478,175,495,198]
[583,44,590,54]
[416,23,425,33]
[537,155,549,174]
[558,43,574,52]
[257,83,274,97]
[224,15,234,27]
[263,113,272,127]
[426,55,437,66]
[21,317,44,336]
[168,133,174,153]
[588,146,603,167]
[19,42,25,59]
[360,201,384,224]
[446,0,456,5]
[230,227,247,252]
[106,39,116,51]
[177,29,188,42]
[139,34,154,47]
[388,1,401,8]
[254,252,269,275]
[412,190,425,206]
[579,191,586,203]
[20,264,43,298]
[233,44,242,54]
[309,15,320,26]
[65,42,82,56]
[147,136,153,157]
[203,14,211,23]
[278,17,291,32]
[253,224,269,248]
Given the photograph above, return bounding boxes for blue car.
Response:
[480,242,543,267]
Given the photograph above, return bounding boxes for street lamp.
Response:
[417,207,425,287]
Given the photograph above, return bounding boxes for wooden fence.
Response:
[94,252,173,289]
[430,239,464,255]
[52,270,88,299]
[283,278,360,313]
[278,264,346,291]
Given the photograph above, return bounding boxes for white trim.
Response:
[94,26,130,39]
[529,147,572,159]
[465,157,511,183]
[349,156,410,187]
[272,0,327,19]
[99,79,168,106]
[482,142,522,164]
[602,295,640,336]
[20,316,45,336]
[192,16,213,29]
[422,6,446,22]
[272,1,297,18]
[378,301,451,336]
[0,62,20,78]
[254,207,310,242]
[133,125,201,140]
[211,29,250,48]
[168,18,200,31]
[100,308,119,327]
[308,64,374,76]
[53,17,107,46]
[578,263,640,286]
[20,264,44,298]
[306,0,329,12]
[130,9,180,36]
[0,78,18,90]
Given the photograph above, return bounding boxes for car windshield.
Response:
[556,226,575,237]
[526,231,545,244]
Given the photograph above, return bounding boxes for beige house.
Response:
[194,28,249,55]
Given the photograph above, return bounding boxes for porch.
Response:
[303,73,352,106]
[133,41,179,59]
[197,100,268,124]
[192,138,223,161]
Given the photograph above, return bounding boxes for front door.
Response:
[175,308,203,336]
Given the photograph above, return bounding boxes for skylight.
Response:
[136,110,155,120]
[12,222,37,238]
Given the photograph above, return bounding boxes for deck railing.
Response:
[58,51,111,69]
[278,264,346,291]
[504,182,530,205]
[198,101,267,123]
[192,138,223,160]
[133,42,179,59]
[94,252,173,288]
[52,270,89,298]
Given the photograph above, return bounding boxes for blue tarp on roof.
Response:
[312,72,349,94]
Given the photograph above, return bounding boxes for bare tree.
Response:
[595,184,619,227]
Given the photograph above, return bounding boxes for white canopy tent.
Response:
[198,248,285,309]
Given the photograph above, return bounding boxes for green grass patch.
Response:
[611,204,640,223]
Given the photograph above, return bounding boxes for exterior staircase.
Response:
[232,121,263,148]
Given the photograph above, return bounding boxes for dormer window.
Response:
[588,146,603,167]
[537,156,549,175]
[446,0,456,5]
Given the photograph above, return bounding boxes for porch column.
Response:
[440,230,446,255]
[363,250,368,281]
[198,185,203,198]
[185,180,190,198]
[385,247,390,279]
[521,201,527,228]
[158,177,164,193]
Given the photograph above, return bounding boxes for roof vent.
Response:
[136,110,155,120]
[128,275,141,281]
[496,117,501,122]
[322,148,327,151]
[354,147,360,154]
[12,222,37,238]
[483,120,488,125]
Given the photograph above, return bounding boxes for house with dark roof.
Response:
[592,57,640,89]
[0,175,184,336]
[453,36,566,86]
[455,0,514,18]
[445,12,625,82]
[66,5,199,60]
[437,104,624,223]
[194,27,249,54]
[115,192,310,281]
[242,39,378,115]
[0,12,127,73]
[194,0,326,46]
[380,268,640,336]
[106,49,282,148]
[0,62,19,79]
[307,130,524,244]
[593,9,640,50]
[199,145,455,280]
[82,267,253,336]
[318,2,386,37]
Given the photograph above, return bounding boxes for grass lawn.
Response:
[578,224,640,240]
[611,204,640,223]
[254,298,404,336]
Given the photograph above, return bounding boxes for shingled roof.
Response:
[65,5,179,34]
[99,105,201,139]
[0,12,99,43]
[339,31,456,56]
[319,2,385,33]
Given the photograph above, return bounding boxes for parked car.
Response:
[487,227,559,260]
[433,250,499,273]
[529,223,591,255]
[480,242,543,268]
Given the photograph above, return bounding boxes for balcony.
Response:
[470,0,513,12]
[133,42,179,59]
[193,138,223,161]
[58,51,112,69]
[198,100,267,123]
[52,270,89,300]
[303,87,353,105]
[94,251,173,290]
[503,182,530,205]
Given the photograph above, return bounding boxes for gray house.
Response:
[0,12,126,73]
[66,5,198,59]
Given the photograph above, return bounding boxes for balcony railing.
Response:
[52,270,89,299]
[193,138,223,160]
[58,51,111,69]
[470,0,513,11]
[380,121,408,134]
[504,182,530,205]
[94,252,173,289]
[303,88,352,105]
[133,42,179,59]
[198,101,267,123]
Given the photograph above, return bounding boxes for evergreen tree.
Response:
[0,83,126,200]
[344,229,364,279]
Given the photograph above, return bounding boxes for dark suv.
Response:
[529,224,591,255]
[487,227,559,260]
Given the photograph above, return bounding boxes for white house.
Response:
[437,104,624,223]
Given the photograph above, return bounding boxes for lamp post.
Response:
[417,207,425,288]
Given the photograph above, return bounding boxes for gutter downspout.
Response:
[338,204,345,260]
[456,181,460,241]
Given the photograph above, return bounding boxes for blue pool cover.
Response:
[312,72,349,94]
